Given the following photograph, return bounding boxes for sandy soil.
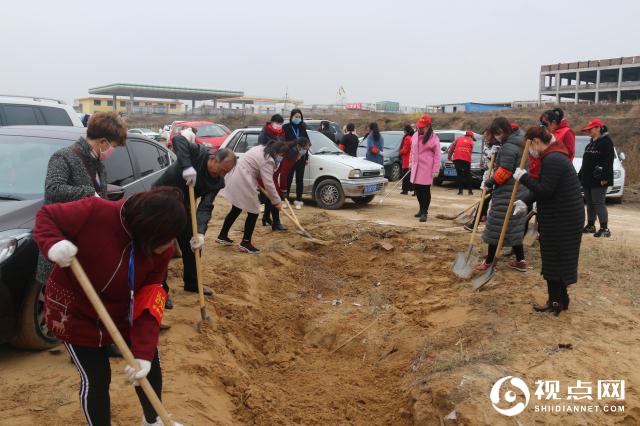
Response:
[1,184,640,425]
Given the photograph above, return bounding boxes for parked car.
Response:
[573,135,625,203]
[220,129,387,209]
[303,120,343,143]
[433,130,484,186]
[355,131,404,181]
[129,127,161,142]
[0,125,175,349]
[167,120,230,151]
[0,95,83,127]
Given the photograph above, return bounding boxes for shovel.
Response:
[435,195,489,223]
[70,258,179,425]
[473,140,531,291]
[378,170,410,205]
[188,185,212,331]
[451,154,496,279]
[523,211,539,247]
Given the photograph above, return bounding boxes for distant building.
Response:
[539,56,640,104]
[75,96,183,115]
[376,101,400,113]
[435,102,512,113]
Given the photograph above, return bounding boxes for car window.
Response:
[308,131,340,154]
[435,132,456,143]
[233,133,260,153]
[103,146,135,186]
[0,135,69,199]
[195,124,226,137]
[382,133,403,150]
[130,129,141,134]
[2,105,40,125]
[305,122,320,131]
[129,139,165,177]
[39,106,73,126]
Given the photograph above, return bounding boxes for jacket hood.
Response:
[557,118,570,130]
[541,141,570,159]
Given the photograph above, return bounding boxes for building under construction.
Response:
[539,56,640,104]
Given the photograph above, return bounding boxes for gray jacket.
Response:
[482,129,529,247]
[36,137,107,284]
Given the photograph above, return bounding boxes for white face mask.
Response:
[528,147,540,158]
[298,149,308,156]
[272,122,283,130]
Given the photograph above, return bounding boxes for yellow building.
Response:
[74,97,183,114]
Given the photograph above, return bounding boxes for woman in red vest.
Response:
[34,188,187,426]
[399,124,414,194]
[449,131,475,195]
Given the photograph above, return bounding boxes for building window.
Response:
[94,100,101,106]
[107,100,113,106]
[120,101,126,107]
[170,104,176,109]
[134,102,140,106]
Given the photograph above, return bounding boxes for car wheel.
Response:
[12,280,59,350]
[314,179,345,210]
[389,163,402,181]
[351,195,375,205]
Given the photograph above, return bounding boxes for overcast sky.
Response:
[2,0,638,107]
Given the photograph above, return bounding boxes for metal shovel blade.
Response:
[454,212,474,225]
[472,262,496,291]
[196,307,212,332]
[523,221,539,247]
[451,247,475,279]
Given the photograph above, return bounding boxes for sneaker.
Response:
[414,211,422,218]
[294,201,303,210]
[239,241,260,254]
[594,228,611,238]
[419,213,427,222]
[508,260,528,272]
[164,296,173,310]
[457,191,463,195]
[476,261,492,271]
[583,224,596,234]
[400,191,408,195]
[272,222,288,232]
[216,236,234,246]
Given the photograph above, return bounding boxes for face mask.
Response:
[494,134,503,143]
[99,143,115,161]
[272,123,283,130]
[528,147,540,158]
[298,149,308,156]
[291,117,302,125]
[275,156,283,167]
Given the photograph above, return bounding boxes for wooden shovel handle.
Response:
[188,185,206,312]
[494,140,531,258]
[70,258,176,425]
[469,153,497,246]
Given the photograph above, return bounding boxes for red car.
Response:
[168,120,230,151]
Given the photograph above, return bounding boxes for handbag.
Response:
[592,166,603,180]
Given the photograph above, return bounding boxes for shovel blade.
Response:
[472,263,496,290]
[523,222,539,247]
[454,212,474,225]
[452,252,475,279]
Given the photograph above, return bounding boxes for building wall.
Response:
[74,97,183,114]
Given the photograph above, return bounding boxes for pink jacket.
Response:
[410,132,441,185]
[219,145,281,214]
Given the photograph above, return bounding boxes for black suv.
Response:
[0,126,174,349]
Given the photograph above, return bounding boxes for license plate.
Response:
[444,168,457,177]
[364,184,378,194]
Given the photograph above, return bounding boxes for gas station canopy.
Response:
[89,83,244,101]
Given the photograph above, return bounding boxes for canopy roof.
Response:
[89,83,243,100]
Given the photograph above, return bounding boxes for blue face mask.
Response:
[291,117,302,125]
[275,156,283,167]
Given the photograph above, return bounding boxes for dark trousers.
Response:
[584,185,608,228]
[486,244,525,263]
[260,193,281,225]
[454,160,472,193]
[219,205,259,242]
[287,156,306,201]
[401,169,413,192]
[176,220,197,292]
[414,184,432,214]
[65,344,162,425]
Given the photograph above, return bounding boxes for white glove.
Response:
[512,200,527,217]
[182,166,197,186]
[514,167,527,181]
[94,192,100,197]
[124,359,151,385]
[47,240,78,268]
[533,201,537,213]
[180,127,196,144]
[190,233,205,252]
[490,145,500,155]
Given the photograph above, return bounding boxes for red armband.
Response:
[338,144,345,151]
[371,146,380,154]
[133,284,167,325]
[493,166,513,185]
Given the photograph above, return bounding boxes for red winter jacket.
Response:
[529,119,575,179]
[34,197,173,361]
[399,135,412,169]
[450,136,474,162]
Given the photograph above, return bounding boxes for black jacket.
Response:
[521,145,584,285]
[154,135,225,234]
[283,122,309,141]
[578,133,615,188]
[320,128,336,143]
[340,133,359,156]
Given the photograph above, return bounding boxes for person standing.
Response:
[578,119,615,238]
[217,141,286,254]
[365,122,384,165]
[513,126,584,315]
[319,120,336,143]
[33,188,187,426]
[409,115,441,222]
[449,130,475,195]
[258,114,286,145]
[399,124,414,194]
[530,107,576,180]
[284,109,310,209]
[153,128,236,296]
[339,122,359,156]
[477,117,529,272]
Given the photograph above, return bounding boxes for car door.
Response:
[229,131,260,160]
[127,138,172,190]
[102,144,137,197]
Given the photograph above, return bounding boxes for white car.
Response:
[220,128,388,209]
[0,95,83,127]
[129,127,161,141]
[573,135,625,203]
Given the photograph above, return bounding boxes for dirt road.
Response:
[1,185,639,425]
